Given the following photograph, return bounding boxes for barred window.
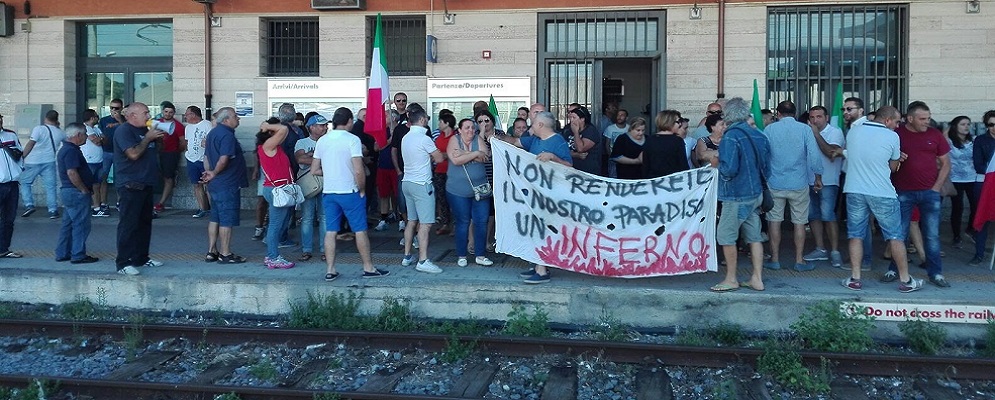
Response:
[263,18,319,77]
[367,16,426,77]
[766,5,908,112]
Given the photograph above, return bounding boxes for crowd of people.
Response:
[0,92,990,291]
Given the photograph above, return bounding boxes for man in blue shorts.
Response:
[497,110,572,284]
[312,107,389,281]
[841,106,922,293]
[200,107,248,264]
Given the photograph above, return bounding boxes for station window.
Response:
[263,18,319,77]
[766,5,908,112]
[367,16,426,77]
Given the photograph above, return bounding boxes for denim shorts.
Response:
[323,192,368,232]
[186,160,206,185]
[846,193,904,241]
[808,185,839,222]
[208,187,241,227]
[716,195,765,246]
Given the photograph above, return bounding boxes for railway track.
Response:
[0,319,990,399]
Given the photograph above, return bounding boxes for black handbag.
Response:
[742,128,774,214]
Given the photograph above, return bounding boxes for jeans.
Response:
[300,195,325,253]
[889,190,942,277]
[20,162,58,212]
[56,189,92,261]
[447,192,489,257]
[0,182,18,253]
[261,186,293,259]
[116,185,154,269]
[974,182,990,259]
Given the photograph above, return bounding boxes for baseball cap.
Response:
[306,114,328,127]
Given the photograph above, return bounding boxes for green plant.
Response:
[440,333,477,363]
[899,319,947,356]
[0,302,15,319]
[502,304,551,338]
[373,297,417,332]
[313,393,341,400]
[592,309,630,342]
[711,378,738,400]
[711,323,746,347]
[248,358,279,381]
[214,392,242,400]
[428,317,489,337]
[62,296,99,320]
[757,342,831,394]
[288,291,368,331]
[983,319,995,358]
[675,327,712,347]
[123,314,147,361]
[791,301,875,353]
[1,379,59,400]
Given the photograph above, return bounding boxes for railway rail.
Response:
[0,319,990,399]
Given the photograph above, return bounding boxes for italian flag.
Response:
[364,14,389,148]
[488,94,502,132]
[973,154,995,233]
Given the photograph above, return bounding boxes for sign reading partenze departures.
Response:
[491,140,718,278]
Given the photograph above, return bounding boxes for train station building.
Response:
[0,0,991,207]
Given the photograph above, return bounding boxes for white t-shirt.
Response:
[81,124,104,164]
[294,136,319,171]
[842,121,901,199]
[25,124,65,164]
[313,129,362,194]
[401,125,437,184]
[603,124,629,146]
[810,125,845,186]
[185,120,212,162]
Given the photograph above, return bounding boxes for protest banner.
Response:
[491,139,718,278]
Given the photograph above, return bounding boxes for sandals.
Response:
[336,233,355,241]
[217,253,247,264]
[324,272,339,282]
[0,251,23,258]
[321,254,327,262]
[205,252,219,262]
[298,253,313,262]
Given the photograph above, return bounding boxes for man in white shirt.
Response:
[311,107,389,281]
[602,109,629,178]
[802,106,846,268]
[399,103,445,274]
[184,106,213,218]
[0,114,23,258]
[20,109,65,219]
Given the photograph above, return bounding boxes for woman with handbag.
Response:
[257,121,297,270]
[446,118,495,267]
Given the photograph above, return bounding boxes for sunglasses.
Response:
[477,119,491,124]
[394,99,407,103]
[841,107,859,112]
[987,123,995,128]
[707,110,722,115]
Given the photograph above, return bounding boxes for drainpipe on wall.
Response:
[203,2,213,119]
[716,0,726,99]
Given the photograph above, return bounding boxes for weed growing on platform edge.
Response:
[503,304,551,338]
[62,296,101,321]
[592,309,631,342]
[757,341,831,394]
[0,302,15,319]
[899,319,947,355]
[440,333,477,363]
[984,319,995,358]
[123,313,147,361]
[791,300,874,353]
[428,317,489,337]
[711,323,746,347]
[374,297,417,332]
[288,291,366,331]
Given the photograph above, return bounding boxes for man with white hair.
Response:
[55,123,98,264]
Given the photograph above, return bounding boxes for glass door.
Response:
[134,72,173,117]
[84,72,125,117]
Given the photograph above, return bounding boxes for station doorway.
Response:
[537,11,666,129]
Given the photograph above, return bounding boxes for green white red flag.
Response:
[364,14,389,148]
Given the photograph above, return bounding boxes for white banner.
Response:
[847,302,995,324]
[491,140,719,278]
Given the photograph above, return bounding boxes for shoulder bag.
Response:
[296,168,323,198]
[742,129,774,214]
[459,135,491,201]
[262,163,305,208]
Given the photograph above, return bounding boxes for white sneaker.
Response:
[374,220,388,231]
[415,259,443,274]
[117,266,140,275]
[474,256,494,266]
[142,259,164,267]
[457,257,468,267]
[413,238,419,249]
[398,220,407,232]
[401,254,415,266]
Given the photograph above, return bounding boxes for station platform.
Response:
[1,208,992,341]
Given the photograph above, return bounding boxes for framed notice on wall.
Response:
[311,0,365,10]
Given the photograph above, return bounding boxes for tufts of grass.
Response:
[899,318,947,356]
[592,309,631,342]
[757,341,831,394]
[372,297,417,332]
[791,301,875,353]
[502,304,550,338]
[288,291,367,331]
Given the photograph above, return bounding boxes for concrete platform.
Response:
[1,208,992,340]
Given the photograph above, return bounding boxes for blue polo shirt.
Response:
[205,124,249,190]
[520,134,573,165]
[98,115,121,153]
[113,123,160,188]
[57,141,96,189]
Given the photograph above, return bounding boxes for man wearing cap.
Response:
[294,114,328,262]
[200,107,248,264]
